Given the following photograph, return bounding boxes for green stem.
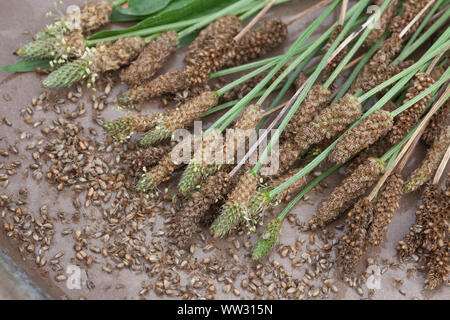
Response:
[216,59,278,96]
[358,38,450,103]
[87,0,257,45]
[202,83,284,117]
[279,163,342,220]
[85,18,200,45]
[380,125,417,162]
[112,0,127,7]
[331,34,386,104]
[210,56,280,78]
[239,0,291,20]
[253,0,369,173]
[256,45,323,130]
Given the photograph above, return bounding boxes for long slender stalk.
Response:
[331,34,386,104]
[112,0,127,7]
[278,163,343,220]
[359,38,450,103]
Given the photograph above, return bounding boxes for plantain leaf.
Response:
[0,59,51,72]
[115,0,172,16]
[92,0,235,39]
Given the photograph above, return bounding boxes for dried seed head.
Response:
[390,0,432,37]
[210,171,259,237]
[277,140,302,175]
[138,91,218,147]
[390,72,435,145]
[119,70,191,105]
[171,171,233,248]
[125,145,172,171]
[366,0,399,45]
[80,1,113,34]
[185,33,236,85]
[252,218,282,260]
[367,173,403,246]
[404,127,450,193]
[294,72,308,90]
[187,15,242,56]
[103,113,158,140]
[297,94,362,152]
[352,34,405,93]
[422,99,450,145]
[310,157,385,228]
[337,198,374,275]
[94,36,144,73]
[229,17,287,66]
[120,31,179,86]
[136,150,181,192]
[345,136,392,176]
[329,110,393,164]
[284,85,331,142]
[277,170,307,202]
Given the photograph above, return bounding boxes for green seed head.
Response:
[252,218,282,260]
[138,124,172,148]
[136,175,155,192]
[42,58,91,88]
[178,161,203,198]
[210,201,246,238]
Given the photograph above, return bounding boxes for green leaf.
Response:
[0,59,51,73]
[116,0,172,16]
[92,0,235,39]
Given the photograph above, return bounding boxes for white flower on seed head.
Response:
[66,5,81,30]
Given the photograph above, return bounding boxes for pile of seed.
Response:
[396,183,449,290]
